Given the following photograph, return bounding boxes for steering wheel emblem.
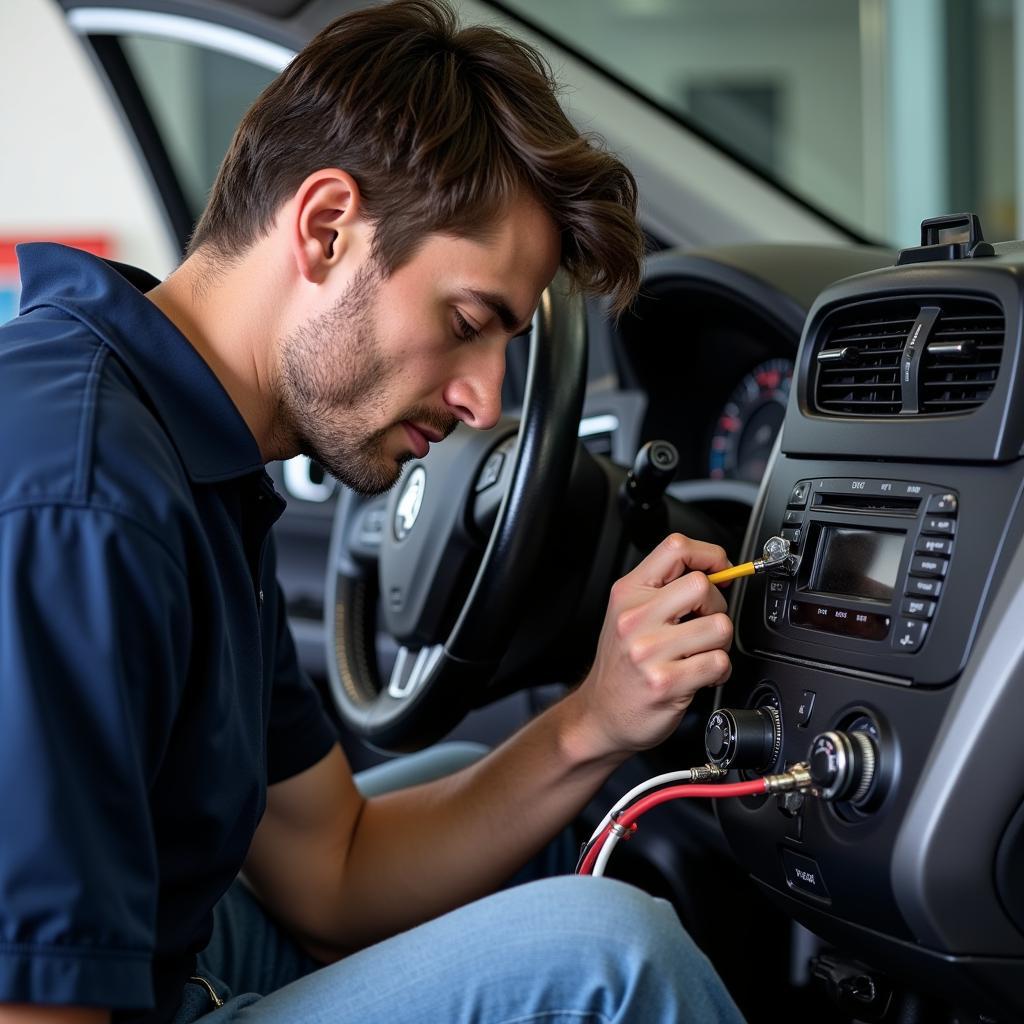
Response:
[394,465,426,540]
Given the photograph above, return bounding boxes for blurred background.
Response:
[0,0,1021,317]
[0,0,178,311]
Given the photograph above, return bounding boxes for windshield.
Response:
[498,0,1017,248]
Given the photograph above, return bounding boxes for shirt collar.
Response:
[16,242,264,483]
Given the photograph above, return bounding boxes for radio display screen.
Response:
[814,527,905,602]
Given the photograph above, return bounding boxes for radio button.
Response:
[911,555,949,578]
[782,849,830,901]
[788,481,810,508]
[917,537,953,557]
[795,690,816,727]
[765,596,785,628]
[926,492,958,516]
[892,618,928,652]
[908,578,942,598]
[901,597,937,619]
[780,527,802,550]
[922,517,956,537]
[782,509,804,527]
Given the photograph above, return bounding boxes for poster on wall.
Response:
[0,236,113,324]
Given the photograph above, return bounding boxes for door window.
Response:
[120,35,279,222]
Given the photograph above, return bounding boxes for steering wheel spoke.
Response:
[386,644,445,700]
[348,494,388,563]
[470,433,518,536]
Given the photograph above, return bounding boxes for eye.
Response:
[453,308,483,342]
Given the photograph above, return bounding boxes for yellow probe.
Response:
[708,563,757,585]
[708,536,796,586]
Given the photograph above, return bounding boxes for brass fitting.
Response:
[763,762,813,794]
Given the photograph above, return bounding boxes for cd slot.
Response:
[812,493,921,515]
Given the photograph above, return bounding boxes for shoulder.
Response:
[0,307,193,541]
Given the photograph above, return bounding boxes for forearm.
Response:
[259,535,732,963]
[322,689,625,953]
[0,1008,108,1023]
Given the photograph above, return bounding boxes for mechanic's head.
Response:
[187,0,643,494]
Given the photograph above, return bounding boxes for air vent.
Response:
[813,300,919,415]
[813,296,1004,417]
[919,298,1004,413]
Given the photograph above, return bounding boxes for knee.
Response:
[492,876,739,1019]
[500,874,700,964]
[510,874,666,918]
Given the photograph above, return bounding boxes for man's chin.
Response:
[316,454,406,497]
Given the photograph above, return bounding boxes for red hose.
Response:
[578,778,768,875]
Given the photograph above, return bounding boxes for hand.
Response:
[570,533,733,760]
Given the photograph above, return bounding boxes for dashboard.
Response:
[715,236,1024,1023]
[526,238,1024,1022]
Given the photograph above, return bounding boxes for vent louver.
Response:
[813,296,1004,417]
[814,301,919,415]
[919,300,1004,413]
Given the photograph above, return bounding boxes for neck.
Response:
[146,248,289,462]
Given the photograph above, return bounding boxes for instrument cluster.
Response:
[708,357,793,482]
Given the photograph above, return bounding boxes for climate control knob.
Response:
[705,707,781,771]
[808,730,878,805]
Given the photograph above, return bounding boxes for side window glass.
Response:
[120,36,279,221]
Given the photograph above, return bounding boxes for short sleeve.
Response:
[265,582,337,784]
[0,503,190,1010]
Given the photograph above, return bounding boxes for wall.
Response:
[0,0,177,296]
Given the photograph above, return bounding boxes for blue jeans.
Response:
[174,743,745,1023]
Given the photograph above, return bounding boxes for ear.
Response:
[290,169,363,284]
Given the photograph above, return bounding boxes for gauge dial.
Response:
[709,358,793,482]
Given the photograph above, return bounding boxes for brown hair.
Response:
[188,0,642,313]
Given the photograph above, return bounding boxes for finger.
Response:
[628,612,734,667]
[624,533,731,591]
[662,648,733,696]
[645,570,728,625]
[671,647,737,688]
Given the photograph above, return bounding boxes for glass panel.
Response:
[499,0,1017,246]
[121,36,278,219]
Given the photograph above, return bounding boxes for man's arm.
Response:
[0,1007,108,1023]
[0,505,189,1014]
[244,533,732,958]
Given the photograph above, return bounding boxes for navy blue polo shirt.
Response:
[0,244,338,1021]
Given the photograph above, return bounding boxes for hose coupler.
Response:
[763,762,813,794]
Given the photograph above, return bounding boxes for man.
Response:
[0,2,743,1022]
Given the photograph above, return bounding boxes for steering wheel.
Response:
[324,273,587,751]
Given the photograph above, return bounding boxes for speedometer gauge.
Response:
[709,358,793,482]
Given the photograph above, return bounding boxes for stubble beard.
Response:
[275,263,455,496]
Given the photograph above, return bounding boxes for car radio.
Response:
[736,455,1024,686]
[765,476,957,654]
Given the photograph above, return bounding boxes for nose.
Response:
[444,341,506,430]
